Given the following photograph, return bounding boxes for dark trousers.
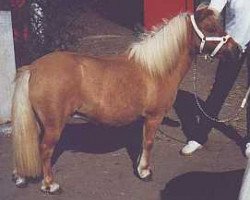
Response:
[189,47,250,144]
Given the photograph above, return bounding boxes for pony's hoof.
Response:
[12,172,27,188]
[136,168,153,182]
[15,177,28,188]
[41,182,61,195]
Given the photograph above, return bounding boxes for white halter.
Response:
[190,14,231,57]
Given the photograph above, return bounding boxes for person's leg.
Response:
[182,54,245,155]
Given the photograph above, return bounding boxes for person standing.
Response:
[181,0,250,156]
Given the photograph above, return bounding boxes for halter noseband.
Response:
[190,14,231,57]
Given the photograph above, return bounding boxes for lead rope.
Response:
[192,56,250,123]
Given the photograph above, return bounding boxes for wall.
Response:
[144,0,194,29]
[0,11,16,124]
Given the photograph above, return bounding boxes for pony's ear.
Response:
[195,3,220,20]
[194,7,219,23]
[196,2,209,11]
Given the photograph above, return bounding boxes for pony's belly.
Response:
[96,113,140,126]
[78,105,141,126]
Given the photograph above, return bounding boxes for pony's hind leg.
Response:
[137,115,164,180]
[39,120,64,194]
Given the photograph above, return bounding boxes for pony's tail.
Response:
[12,67,41,178]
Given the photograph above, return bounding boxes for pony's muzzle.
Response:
[224,38,243,60]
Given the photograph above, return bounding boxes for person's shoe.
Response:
[181,140,203,156]
[245,143,250,158]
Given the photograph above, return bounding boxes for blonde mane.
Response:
[129,13,189,76]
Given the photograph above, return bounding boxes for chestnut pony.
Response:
[12,7,238,193]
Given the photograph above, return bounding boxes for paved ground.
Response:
[0,2,249,200]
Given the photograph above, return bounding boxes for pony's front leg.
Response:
[137,115,164,180]
[40,125,62,194]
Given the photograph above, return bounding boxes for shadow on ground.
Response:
[161,169,244,200]
[51,116,182,170]
[52,120,144,169]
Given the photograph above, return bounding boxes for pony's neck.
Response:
[129,13,190,77]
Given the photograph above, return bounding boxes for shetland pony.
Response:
[12,7,238,193]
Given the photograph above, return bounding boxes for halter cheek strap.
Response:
[190,15,231,57]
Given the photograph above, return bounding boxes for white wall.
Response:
[0,11,16,124]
